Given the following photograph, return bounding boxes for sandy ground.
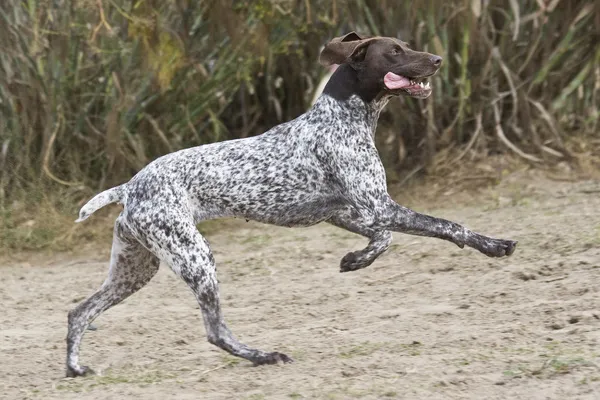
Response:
[2,171,600,400]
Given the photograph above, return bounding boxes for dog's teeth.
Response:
[425,82,430,88]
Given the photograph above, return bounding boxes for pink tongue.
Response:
[384,72,410,90]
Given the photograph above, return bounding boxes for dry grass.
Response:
[0,0,598,251]
[0,186,114,251]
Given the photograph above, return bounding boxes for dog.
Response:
[66,32,517,377]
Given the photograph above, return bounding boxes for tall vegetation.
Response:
[0,0,598,247]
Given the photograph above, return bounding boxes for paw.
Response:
[340,251,373,273]
[481,238,517,257]
[66,365,95,378]
[253,352,294,366]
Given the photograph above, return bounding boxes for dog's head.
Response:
[320,32,442,100]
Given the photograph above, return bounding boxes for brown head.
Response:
[319,32,442,103]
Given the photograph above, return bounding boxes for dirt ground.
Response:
[1,170,600,400]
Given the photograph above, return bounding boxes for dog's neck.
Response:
[312,64,390,136]
[322,63,391,105]
[316,64,390,133]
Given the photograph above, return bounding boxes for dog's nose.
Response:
[431,55,443,67]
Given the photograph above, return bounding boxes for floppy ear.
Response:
[319,31,375,67]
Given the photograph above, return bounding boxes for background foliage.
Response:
[0,0,599,248]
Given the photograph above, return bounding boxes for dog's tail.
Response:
[75,184,126,223]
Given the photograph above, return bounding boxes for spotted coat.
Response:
[66,33,517,377]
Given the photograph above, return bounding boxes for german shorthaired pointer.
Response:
[67,32,517,377]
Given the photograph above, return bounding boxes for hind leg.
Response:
[66,215,159,377]
[138,214,293,366]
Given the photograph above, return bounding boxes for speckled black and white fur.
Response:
[66,32,517,377]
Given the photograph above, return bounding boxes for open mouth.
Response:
[383,72,433,99]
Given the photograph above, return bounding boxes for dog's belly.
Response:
[189,189,343,228]
[238,196,343,227]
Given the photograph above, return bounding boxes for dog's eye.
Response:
[391,47,402,55]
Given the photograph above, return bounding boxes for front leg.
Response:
[329,212,392,272]
[328,138,515,259]
[374,196,517,257]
